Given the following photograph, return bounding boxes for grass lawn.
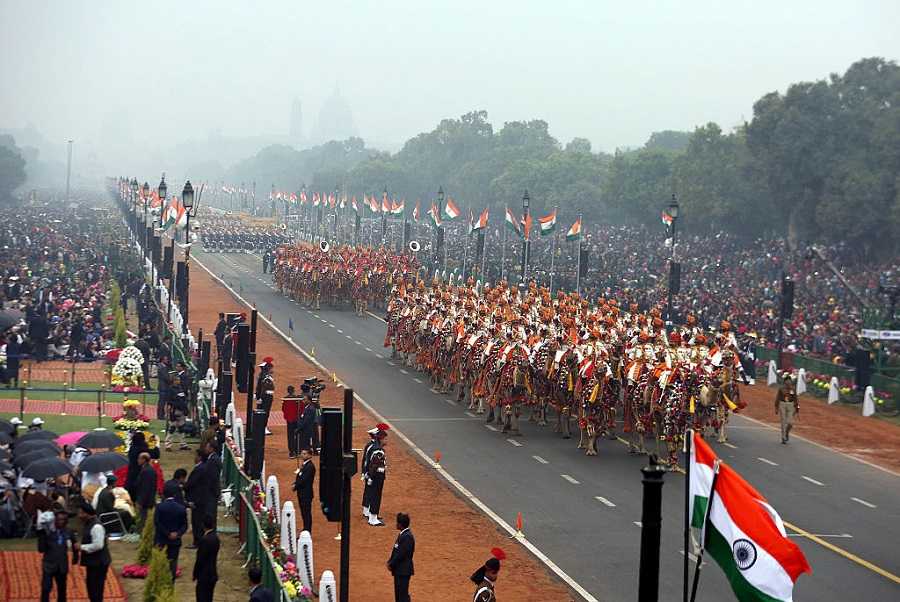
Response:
[0,412,167,436]
[0,381,160,404]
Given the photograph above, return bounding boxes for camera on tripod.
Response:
[301,376,326,400]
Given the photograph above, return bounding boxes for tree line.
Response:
[224,57,899,254]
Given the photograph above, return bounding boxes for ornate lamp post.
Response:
[665,194,680,330]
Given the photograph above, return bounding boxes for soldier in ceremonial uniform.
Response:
[361,427,379,520]
[257,357,275,436]
[470,548,505,602]
[365,423,390,527]
[775,374,799,444]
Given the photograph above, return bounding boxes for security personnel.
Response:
[361,427,380,520]
[775,374,799,444]
[256,357,275,436]
[282,386,301,458]
[262,249,271,274]
[292,448,316,533]
[366,424,389,527]
[470,548,505,602]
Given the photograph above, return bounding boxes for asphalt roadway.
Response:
[197,249,900,601]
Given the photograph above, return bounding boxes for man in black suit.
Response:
[184,450,206,547]
[248,566,274,602]
[163,468,188,506]
[192,514,220,602]
[154,481,188,581]
[292,448,316,533]
[213,313,227,359]
[38,510,77,602]
[202,441,222,531]
[297,398,317,453]
[387,512,415,602]
[135,452,157,524]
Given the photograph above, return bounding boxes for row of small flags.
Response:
[130,186,186,232]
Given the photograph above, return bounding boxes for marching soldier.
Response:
[470,548,505,602]
[365,423,389,527]
[775,374,799,444]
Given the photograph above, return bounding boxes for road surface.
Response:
[197,249,900,601]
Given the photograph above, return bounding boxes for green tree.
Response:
[0,135,26,203]
[144,547,174,602]
[136,508,155,565]
[644,130,692,153]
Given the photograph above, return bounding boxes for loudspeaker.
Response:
[579,248,590,277]
[234,324,250,392]
[162,245,174,279]
[669,261,681,295]
[319,408,344,522]
[200,341,211,378]
[215,368,231,419]
[781,277,795,319]
[176,262,187,308]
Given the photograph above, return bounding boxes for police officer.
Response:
[470,548,505,602]
[361,427,380,520]
[365,424,389,527]
[256,357,275,436]
[775,375,799,444]
[262,249,271,274]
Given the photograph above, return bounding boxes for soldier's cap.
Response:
[367,423,390,436]
[258,356,274,367]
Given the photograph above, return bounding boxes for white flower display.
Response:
[119,345,145,365]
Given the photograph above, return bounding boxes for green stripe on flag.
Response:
[706,525,785,602]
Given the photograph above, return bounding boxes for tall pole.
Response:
[339,387,354,602]
[521,190,530,285]
[683,431,692,602]
[575,213,583,296]
[665,193,680,332]
[638,458,666,602]
[500,222,507,283]
[64,140,73,204]
[549,211,559,294]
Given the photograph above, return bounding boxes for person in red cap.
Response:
[365,423,389,526]
[281,385,302,458]
[470,548,505,601]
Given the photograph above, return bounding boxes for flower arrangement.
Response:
[110,345,144,390]
[114,401,151,431]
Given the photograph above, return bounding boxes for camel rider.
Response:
[775,375,799,444]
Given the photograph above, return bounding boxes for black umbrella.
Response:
[77,452,127,474]
[0,448,10,460]
[0,309,24,330]
[0,460,12,471]
[17,430,58,443]
[0,420,14,434]
[13,439,59,456]
[77,429,123,450]
[22,457,72,480]
[0,432,11,445]
[13,448,57,467]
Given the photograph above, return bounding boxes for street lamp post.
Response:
[665,194,680,330]
[181,180,195,334]
[435,186,444,273]
[521,190,530,285]
[130,178,138,245]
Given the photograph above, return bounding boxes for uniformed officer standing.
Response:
[256,357,275,436]
[262,249,271,274]
[361,428,379,520]
[470,548,505,602]
[775,374,799,444]
[365,424,389,527]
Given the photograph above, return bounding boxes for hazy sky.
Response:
[2,0,899,155]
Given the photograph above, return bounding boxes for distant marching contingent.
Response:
[270,242,748,467]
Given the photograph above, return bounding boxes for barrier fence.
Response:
[223,440,290,601]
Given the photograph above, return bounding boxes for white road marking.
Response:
[787,533,853,539]
[387,361,395,367]
[444,399,456,405]
[851,497,877,509]
[560,474,580,485]
[320,319,326,323]
[345,334,351,339]
[354,340,362,345]
[336,329,343,333]
[413,377,422,384]
[633,521,642,527]
[507,438,523,447]
[313,314,320,318]
[802,475,826,487]
[464,411,477,418]
[532,455,549,464]
[757,457,779,466]
[400,369,409,375]
[375,354,384,359]
[365,347,372,352]
[485,424,498,432]
[594,496,616,507]
[329,324,335,328]
[722,442,738,449]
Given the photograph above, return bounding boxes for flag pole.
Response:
[683,429,692,602]
[501,220,507,282]
[462,229,469,282]
[549,206,558,294]
[575,213,583,295]
[689,459,721,602]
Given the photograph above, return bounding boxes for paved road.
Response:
[198,250,900,601]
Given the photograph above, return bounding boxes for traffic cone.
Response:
[513,512,524,539]
[434,450,442,469]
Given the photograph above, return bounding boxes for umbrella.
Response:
[22,457,72,480]
[56,431,89,447]
[0,309,24,330]
[0,432,11,445]
[17,430,58,443]
[0,420,14,434]
[0,460,12,471]
[13,448,57,467]
[77,429,124,450]
[12,439,60,456]
[78,452,128,474]
[0,448,9,460]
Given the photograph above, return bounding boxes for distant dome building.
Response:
[310,86,357,144]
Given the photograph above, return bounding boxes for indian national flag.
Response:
[313,193,321,207]
[428,202,442,227]
[300,191,308,205]
[662,210,673,227]
[351,197,359,213]
[444,198,461,220]
[690,433,811,602]
[473,207,489,232]
[538,210,557,236]
[565,217,582,241]
[505,207,521,237]
[339,195,346,210]
[382,193,391,213]
[161,197,178,229]
[391,199,405,215]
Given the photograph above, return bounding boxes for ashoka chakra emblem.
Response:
[733,538,757,571]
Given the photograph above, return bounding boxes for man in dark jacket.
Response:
[96,474,133,533]
[213,313,227,359]
[292,448,315,533]
[192,514,220,602]
[38,510,77,602]
[135,452,157,524]
[77,502,110,602]
[185,450,207,547]
[157,356,172,420]
[387,512,415,602]
[202,441,222,531]
[155,481,188,581]
[163,468,188,506]
[248,566,274,602]
[297,398,317,454]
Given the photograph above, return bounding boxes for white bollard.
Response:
[319,569,337,602]
[266,474,280,516]
[233,418,245,458]
[225,402,235,427]
[298,530,315,593]
[828,377,840,405]
[862,386,876,417]
[796,368,807,396]
[767,360,778,386]
[280,502,297,557]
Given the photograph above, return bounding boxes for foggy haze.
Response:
[2,0,899,183]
